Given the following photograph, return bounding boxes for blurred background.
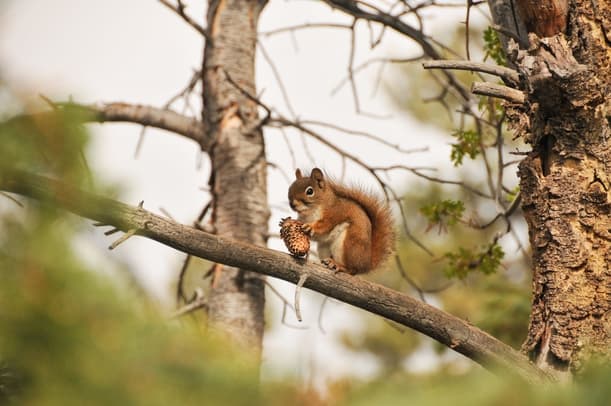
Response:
[1,1,608,404]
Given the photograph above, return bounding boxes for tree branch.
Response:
[84,102,209,151]
[471,82,526,104]
[158,0,210,40]
[422,60,520,85]
[322,0,472,101]
[0,168,553,384]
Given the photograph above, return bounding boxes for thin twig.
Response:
[260,22,353,37]
[103,227,121,236]
[257,40,297,118]
[299,119,428,154]
[332,55,424,96]
[423,60,520,84]
[264,280,308,329]
[295,273,309,322]
[465,0,472,61]
[318,296,330,334]
[471,192,522,229]
[109,228,138,250]
[176,254,193,305]
[395,256,425,301]
[170,294,208,318]
[0,192,23,207]
[158,0,210,40]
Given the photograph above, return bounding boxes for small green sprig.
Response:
[443,241,505,279]
[420,199,465,233]
[450,129,480,166]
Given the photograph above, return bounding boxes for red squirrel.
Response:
[287,168,395,274]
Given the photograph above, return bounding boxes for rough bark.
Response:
[202,0,269,358]
[496,0,611,376]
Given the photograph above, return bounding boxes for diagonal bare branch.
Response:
[158,0,210,40]
[322,0,471,101]
[0,167,554,384]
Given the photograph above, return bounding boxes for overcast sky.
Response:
[0,0,484,387]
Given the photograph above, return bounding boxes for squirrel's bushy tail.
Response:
[331,181,396,270]
[367,195,396,270]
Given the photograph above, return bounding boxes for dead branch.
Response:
[0,168,554,384]
[471,82,526,104]
[422,60,520,85]
[9,102,209,152]
[87,102,209,150]
[322,0,471,101]
[295,273,309,322]
[260,22,353,37]
[170,293,208,318]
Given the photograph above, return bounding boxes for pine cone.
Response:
[279,217,310,257]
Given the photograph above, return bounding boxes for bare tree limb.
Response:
[422,60,520,85]
[322,0,472,101]
[85,102,209,151]
[471,82,526,104]
[5,102,209,151]
[0,168,554,384]
[260,22,353,37]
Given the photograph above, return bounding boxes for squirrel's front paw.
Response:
[301,223,313,236]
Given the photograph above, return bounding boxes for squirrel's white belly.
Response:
[316,222,349,263]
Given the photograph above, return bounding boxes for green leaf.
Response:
[507,185,520,202]
[483,27,507,66]
[450,129,480,166]
[443,242,505,279]
[419,200,465,233]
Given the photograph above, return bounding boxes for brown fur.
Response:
[287,168,395,274]
[327,179,395,271]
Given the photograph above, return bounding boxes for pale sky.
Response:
[0,0,487,387]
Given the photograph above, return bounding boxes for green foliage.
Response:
[339,316,419,374]
[483,26,507,66]
[0,214,267,405]
[450,129,480,166]
[339,365,611,406]
[443,241,504,279]
[0,102,296,405]
[420,199,465,232]
[507,185,520,202]
[0,103,94,186]
[440,274,530,349]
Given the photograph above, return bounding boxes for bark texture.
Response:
[202,0,269,356]
[499,0,611,375]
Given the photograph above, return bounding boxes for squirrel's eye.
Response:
[305,186,314,196]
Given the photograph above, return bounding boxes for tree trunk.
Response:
[202,0,269,359]
[493,0,611,377]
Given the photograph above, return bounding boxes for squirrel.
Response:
[287,168,395,274]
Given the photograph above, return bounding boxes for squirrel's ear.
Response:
[295,169,303,179]
[311,168,325,188]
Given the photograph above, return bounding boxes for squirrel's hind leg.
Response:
[321,258,354,275]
